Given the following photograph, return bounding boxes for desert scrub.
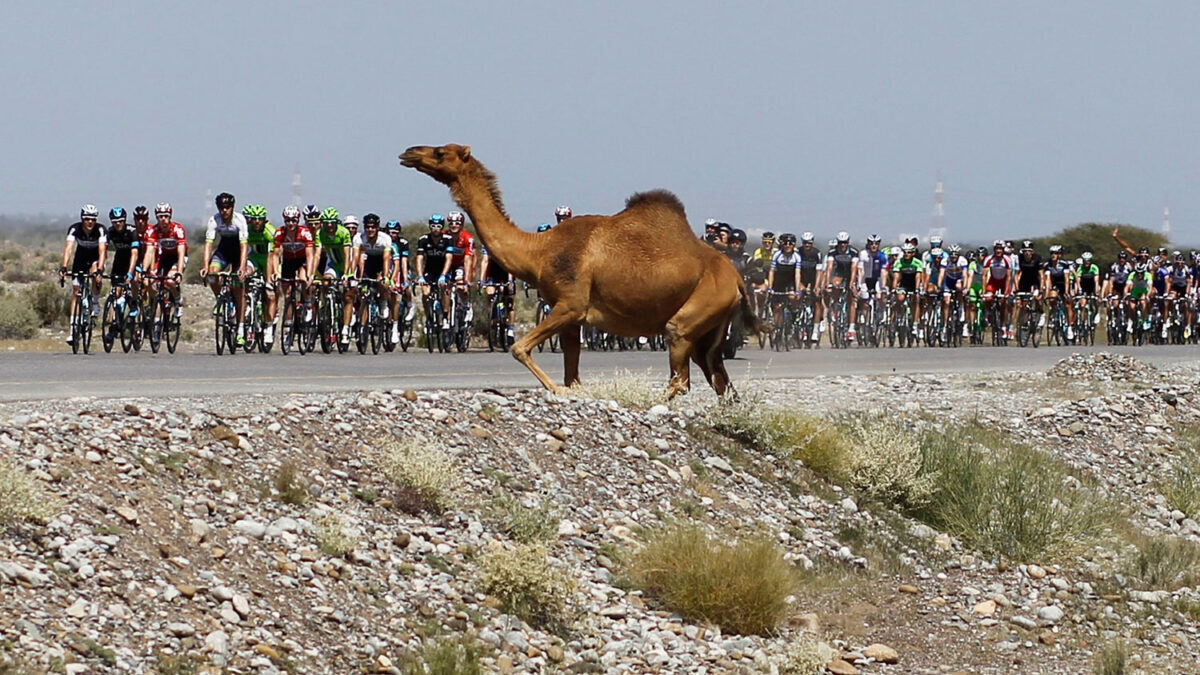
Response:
[313,512,358,558]
[571,370,665,410]
[273,459,308,505]
[477,542,576,631]
[776,631,824,675]
[630,523,796,635]
[707,399,849,477]
[840,417,935,508]
[377,436,462,513]
[0,293,38,339]
[911,426,1117,562]
[1092,638,1129,675]
[401,637,483,675]
[1122,532,1200,591]
[492,494,559,543]
[0,460,61,529]
[1162,429,1200,520]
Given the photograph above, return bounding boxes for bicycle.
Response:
[1013,292,1041,348]
[1074,294,1099,346]
[209,272,240,356]
[278,278,314,356]
[100,278,132,354]
[61,271,98,354]
[482,282,514,352]
[891,292,917,348]
[986,293,1008,347]
[1106,295,1128,346]
[354,278,388,355]
[855,290,887,348]
[420,281,446,353]
[535,296,557,353]
[143,273,182,355]
[241,274,272,354]
[1044,293,1069,346]
[825,285,851,349]
[943,289,964,348]
[767,291,794,352]
[920,291,944,347]
[394,284,414,352]
[315,277,347,354]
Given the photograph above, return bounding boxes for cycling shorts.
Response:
[280,257,306,280]
[985,279,1006,295]
[317,252,344,278]
[361,258,386,281]
[209,250,242,270]
[1049,279,1067,295]
[858,278,883,299]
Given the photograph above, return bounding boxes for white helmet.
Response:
[931,247,943,256]
[704,218,717,228]
[556,205,573,220]
[801,232,815,243]
[1082,251,1093,261]
[836,231,850,243]
[447,211,466,226]
[343,214,360,227]
[154,202,172,216]
[281,205,301,221]
[80,204,99,219]
[930,235,944,247]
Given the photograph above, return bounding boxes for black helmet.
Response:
[778,232,797,245]
[363,213,381,227]
[761,231,775,240]
[215,192,235,208]
[133,205,149,217]
[716,222,732,234]
[730,229,747,244]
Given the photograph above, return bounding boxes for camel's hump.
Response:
[624,190,687,218]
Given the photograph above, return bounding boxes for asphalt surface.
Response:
[0,342,1197,402]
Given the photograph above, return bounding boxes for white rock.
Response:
[1037,605,1064,623]
[556,520,579,537]
[211,586,235,602]
[205,630,230,655]
[234,519,267,539]
[167,621,196,637]
[648,404,670,417]
[232,593,251,619]
[840,497,858,513]
[703,456,733,473]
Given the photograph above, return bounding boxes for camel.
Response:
[399,144,756,398]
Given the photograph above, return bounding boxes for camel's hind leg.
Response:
[511,304,583,394]
[691,324,731,395]
[664,332,693,399]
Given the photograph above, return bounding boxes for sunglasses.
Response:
[284,217,299,223]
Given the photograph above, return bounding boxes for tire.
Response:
[119,297,135,354]
[280,300,294,356]
[102,295,117,353]
[70,302,81,355]
[149,299,163,354]
[165,300,181,354]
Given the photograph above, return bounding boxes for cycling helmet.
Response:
[949,243,962,254]
[828,239,837,248]
[303,204,321,220]
[361,213,379,227]
[1135,262,1150,273]
[730,229,747,244]
[930,235,943,247]
[778,233,797,245]
[320,207,339,223]
[385,220,401,231]
[281,205,301,221]
[966,249,978,261]
[347,215,365,228]
[81,204,99,219]
[428,214,446,228]
[1174,251,1185,261]
[906,236,919,246]
[1049,244,1063,254]
[1118,250,1129,259]
[556,205,572,220]
[762,231,775,240]
[1138,246,1150,254]
[154,202,172,216]
[704,218,717,229]
[836,231,850,244]
[993,239,1005,248]
[536,223,552,233]
[800,232,814,243]
[1158,246,1169,255]
[902,243,917,254]
[243,204,267,220]
[1082,251,1093,261]
[215,192,235,208]
[890,246,902,257]
[1074,257,1083,266]
[931,247,944,257]
[447,211,465,226]
[977,246,987,257]
[109,206,126,221]
[866,233,882,244]
[133,205,149,217]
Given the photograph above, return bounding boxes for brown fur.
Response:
[399,143,748,398]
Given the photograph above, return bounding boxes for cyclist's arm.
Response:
[304,241,316,281]
[239,241,249,276]
[440,254,452,278]
[479,253,490,282]
[342,244,353,277]
[1111,229,1137,257]
[60,238,74,272]
[415,252,425,280]
[383,248,393,283]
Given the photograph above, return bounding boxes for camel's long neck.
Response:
[449,170,542,282]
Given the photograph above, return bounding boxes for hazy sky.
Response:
[4,1,1199,243]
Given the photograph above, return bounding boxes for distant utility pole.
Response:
[1163,206,1171,240]
[292,166,303,208]
[203,189,213,226]
[927,173,947,244]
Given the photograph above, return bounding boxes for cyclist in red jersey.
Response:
[273,215,316,308]
[444,211,475,318]
[143,203,188,312]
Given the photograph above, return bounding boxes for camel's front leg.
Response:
[665,333,693,400]
[560,324,582,387]
[511,304,583,395]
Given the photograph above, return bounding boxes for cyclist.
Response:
[726,229,749,276]
[1165,251,1193,340]
[981,240,1014,340]
[479,243,516,343]
[103,207,140,334]
[59,205,107,345]
[703,219,719,244]
[1073,251,1102,333]
[202,192,250,342]
[415,214,454,324]
[856,234,889,335]
[1129,262,1155,330]
[273,205,316,344]
[766,233,802,331]
[751,232,775,268]
[142,203,187,315]
[350,213,394,343]
[964,247,984,336]
[445,210,475,331]
[890,243,925,336]
[823,231,859,341]
[303,204,322,235]
[797,232,825,336]
[313,209,355,343]
[362,213,402,343]
[386,220,416,332]
[1042,244,1075,340]
[940,244,969,337]
[245,205,278,345]
[132,205,153,267]
[555,205,572,223]
[1103,251,1133,332]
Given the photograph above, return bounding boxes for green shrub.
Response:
[493,495,559,543]
[841,417,935,508]
[0,460,61,530]
[1092,638,1129,675]
[26,280,66,327]
[313,512,358,558]
[0,294,38,339]
[1123,533,1200,591]
[377,436,462,513]
[630,524,796,635]
[402,637,483,675]
[477,543,576,631]
[911,427,1117,562]
[708,400,849,477]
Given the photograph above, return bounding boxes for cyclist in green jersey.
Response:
[1129,263,1154,329]
[245,205,278,344]
[890,244,927,324]
[313,209,356,343]
[965,249,984,335]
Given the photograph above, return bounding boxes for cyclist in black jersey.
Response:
[1042,245,1075,340]
[59,205,108,345]
[767,233,802,329]
[1165,251,1193,339]
[823,231,859,341]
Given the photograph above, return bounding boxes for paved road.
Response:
[0,343,1196,401]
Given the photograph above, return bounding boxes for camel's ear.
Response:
[458,145,471,161]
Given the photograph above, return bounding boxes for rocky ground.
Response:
[1,354,1200,673]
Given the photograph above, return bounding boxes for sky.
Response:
[3,1,1199,244]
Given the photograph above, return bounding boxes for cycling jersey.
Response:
[1130,271,1152,298]
[797,247,824,287]
[66,222,107,273]
[826,245,858,283]
[892,256,925,293]
[770,249,802,292]
[941,255,968,290]
[1154,265,1170,294]
[146,222,187,273]
[246,223,276,274]
[416,232,453,281]
[105,225,140,279]
[858,248,889,281]
[1044,259,1073,293]
[922,249,949,285]
[1167,264,1192,290]
[1074,263,1100,295]
[481,246,512,284]
[391,236,411,280]
[1109,262,1132,287]
[1016,253,1044,293]
[750,246,773,266]
[354,231,393,279]
[448,230,475,268]
[275,225,313,279]
[316,224,352,277]
[205,212,249,268]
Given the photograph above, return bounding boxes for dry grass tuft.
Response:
[477,543,576,632]
[314,512,358,558]
[630,523,797,635]
[274,460,308,505]
[571,370,665,410]
[1092,638,1129,675]
[377,436,462,513]
[707,399,849,477]
[0,461,60,530]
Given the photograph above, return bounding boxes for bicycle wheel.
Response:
[242,291,260,353]
[119,294,135,353]
[279,295,295,356]
[147,298,162,353]
[213,295,226,355]
[69,296,82,354]
[301,304,318,355]
[101,295,117,353]
[424,301,438,353]
[165,298,181,354]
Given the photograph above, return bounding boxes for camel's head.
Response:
[399,144,473,184]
